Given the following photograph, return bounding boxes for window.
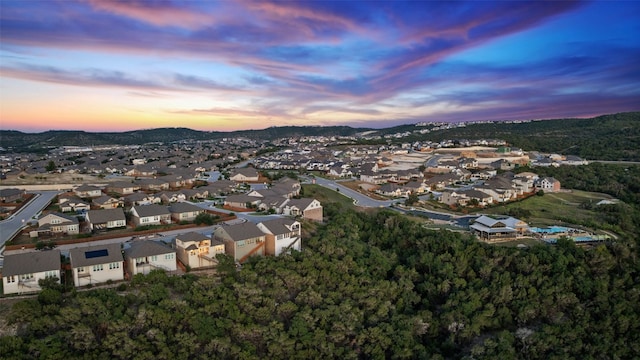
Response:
[93,264,104,271]
[165,253,174,260]
[20,273,34,281]
[45,270,57,278]
[7,275,16,283]
[151,255,158,261]
[78,267,85,273]
[109,262,120,270]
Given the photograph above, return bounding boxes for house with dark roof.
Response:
[130,204,171,227]
[0,188,24,203]
[105,181,140,195]
[36,212,80,235]
[123,240,177,276]
[214,222,266,263]
[69,243,124,287]
[229,168,260,182]
[2,250,61,295]
[92,195,123,209]
[168,202,204,223]
[74,184,103,198]
[281,198,323,222]
[174,231,223,269]
[123,192,162,206]
[257,218,301,256]
[86,208,126,231]
[535,177,561,193]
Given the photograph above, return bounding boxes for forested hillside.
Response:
[421,112,640,161]
[2,203,639,359]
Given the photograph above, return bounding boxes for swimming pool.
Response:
[529,226,570,234]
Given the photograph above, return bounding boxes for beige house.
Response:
[123,241,177,276]
[86,208,126,231]
[74,184,103,198]
[92,195,123,209]
[36,212,80,236]
[281,198,323,222]
[175,232,222,269]
[169,202,205,223]
[229,168,260,182]
[69,243,124,287]
[2,250,61,295]
[214,222,266,263]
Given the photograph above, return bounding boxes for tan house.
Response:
[175,232,223,269]
[105,181,140,195]
[74,184,103,198]
[281,198,323,222]
[35,212,80,236]
[92,195,123,209]
[168,202,204,223]
[469,215,529,243]
[214,222,266,263]
[86,208,126,231]
[229,168,260,182]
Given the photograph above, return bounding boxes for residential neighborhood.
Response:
[0,131,592,295]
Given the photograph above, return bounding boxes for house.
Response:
[168,202,204,223]
[376,183,411,198]
[469,215,529,243]
[2,250,61,295]
[58,195,91,213]
[92,195,123,209]
[229,168,260,182]
[535,177,561,193]
[0,188,24,203]
[224,194,262,209]
[130,204,171,227]
[123,192,162,206]
[214,222,266,263]
[441,190,494,207]
[74,184,103,198]
[69,243,124,287]
[105,181,140,195]
[36,212,80,235]
[158,191,187,204]
[175,231,223,269]
[135,178,170,191]
[86,208,126,231]
[123,240,177,276]
[257,218,302,256]
[281,198,323,222]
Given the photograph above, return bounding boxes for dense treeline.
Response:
[2,202,639,359]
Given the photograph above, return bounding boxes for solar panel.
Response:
[85,249,109,259]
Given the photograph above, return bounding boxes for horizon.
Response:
[1,1,639,132]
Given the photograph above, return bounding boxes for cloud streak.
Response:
[0,0,638,131]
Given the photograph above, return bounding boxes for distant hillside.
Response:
[0,126,369,152]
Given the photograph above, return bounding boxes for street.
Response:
[0,191,58,249]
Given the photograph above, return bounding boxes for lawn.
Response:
[483,190,614,228]
[302,184,359,210]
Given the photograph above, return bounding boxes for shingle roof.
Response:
[2,250,61,276]
[259,218,297,235]
[132,204,170,217]
[176,231,209,242]
[124,241,174,258]
[220,222,265,242]
[69,243,123,268]
[168,202,203,213]
[87,208,126,224]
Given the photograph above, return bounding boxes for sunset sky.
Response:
[1,0,639,133]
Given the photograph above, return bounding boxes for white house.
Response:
[36,212,79,235]
[257,218,302,256]
[2,250,61,295]
[86,208,126,231]
[69,243,124,287]
[123,241,177,276]
[130,204,171,227]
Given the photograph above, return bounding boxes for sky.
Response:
[1,0,639,133]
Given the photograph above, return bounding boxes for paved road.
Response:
[0,191,59,249]
[313,176,400,208]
